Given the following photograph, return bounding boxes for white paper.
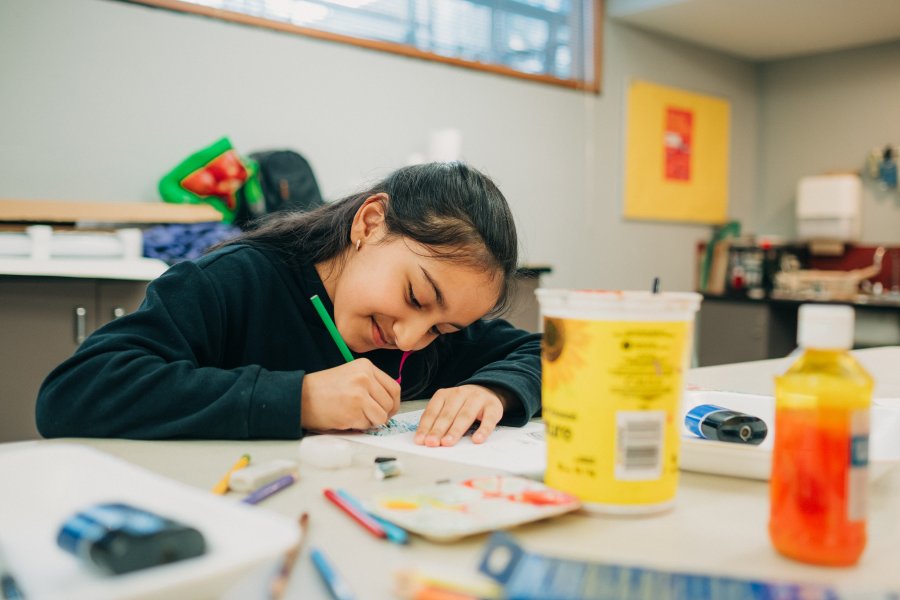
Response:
[335,410,547,477]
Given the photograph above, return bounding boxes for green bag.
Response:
[158,137,264,224]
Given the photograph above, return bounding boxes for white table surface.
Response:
[4,348,900,599]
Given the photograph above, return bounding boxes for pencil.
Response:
[310,547,357,600]
[335,489,408,545]
[323,488,386,539]
[241,474,297,505]
[269,512,309,600]
[211,453,251,495]
[310,295,354,363]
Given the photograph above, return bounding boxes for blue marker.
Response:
[685,404,768,445]
[335,489,408,545]
[310,547,356,600]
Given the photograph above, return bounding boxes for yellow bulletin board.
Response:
[624,80,731,224]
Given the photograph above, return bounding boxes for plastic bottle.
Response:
[769,304,872,566]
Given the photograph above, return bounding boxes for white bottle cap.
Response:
[797,304,854,350]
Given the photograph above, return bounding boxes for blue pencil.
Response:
[335,488,409,545]
[310,547,356,600]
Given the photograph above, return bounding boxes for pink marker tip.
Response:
[396,350,412,384]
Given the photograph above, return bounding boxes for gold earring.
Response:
[355,239,361,251]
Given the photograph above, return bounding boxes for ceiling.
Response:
[607,0,900,61]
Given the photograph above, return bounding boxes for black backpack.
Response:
[250,150,324,215]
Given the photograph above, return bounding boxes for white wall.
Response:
[588,23,759,290]
[758,41,900,243]
[0,0,760,292]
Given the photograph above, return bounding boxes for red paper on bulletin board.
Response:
[624,80,730,223]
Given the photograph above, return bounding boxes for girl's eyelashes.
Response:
[408,283,422,309]
[407,282,445,336]
[408,283,441,336]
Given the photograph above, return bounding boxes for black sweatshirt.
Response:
[36,244,542,439]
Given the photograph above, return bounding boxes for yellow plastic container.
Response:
[536,290,701,514]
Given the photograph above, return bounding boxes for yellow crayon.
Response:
[211,453,251,495]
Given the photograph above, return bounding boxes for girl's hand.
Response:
[300,359,401,431]
[414,384,509,447]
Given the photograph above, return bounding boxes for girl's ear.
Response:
[350,193,389,244]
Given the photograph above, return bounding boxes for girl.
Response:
[36,162,541,446]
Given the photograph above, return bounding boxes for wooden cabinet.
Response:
[0,199,219,442]
[0,277,148,442]
[697,295,900,367]
[697,297,797,367]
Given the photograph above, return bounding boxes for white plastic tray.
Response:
[681,390,900,480]
[0,444,299,600]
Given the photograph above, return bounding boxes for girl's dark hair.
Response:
[230,161,519,315]
[225,162,519,399]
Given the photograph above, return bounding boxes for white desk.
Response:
[688,345,900,400]
[4,348,900,599]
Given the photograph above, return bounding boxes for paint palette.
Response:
[367,475,581,542]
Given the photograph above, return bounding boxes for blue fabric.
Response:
[142,222,241,264]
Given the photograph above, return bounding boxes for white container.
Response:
[796,174,861,241]
[0,225,144,260]
[536,289,701,514]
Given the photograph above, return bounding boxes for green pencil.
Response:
[310,295,354,363]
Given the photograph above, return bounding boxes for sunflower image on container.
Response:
[541,316,588,394]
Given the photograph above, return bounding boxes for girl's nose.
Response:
[393,318,432,352]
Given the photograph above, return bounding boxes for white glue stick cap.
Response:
[797,304,854,350]
[297,436,355,469]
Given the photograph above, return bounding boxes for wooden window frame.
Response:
[121,0,603,92]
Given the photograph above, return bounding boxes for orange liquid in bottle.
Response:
[769,349,873,566]
[770,349,872,567]
[769,407,867,565]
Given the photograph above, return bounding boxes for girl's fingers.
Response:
[421,394,465,447]
[415,386,507,446]
[414,395,444,445]
[471,401,504,444]
[439,400,483,446]
[360,399,389,429]
[371,365,402,417]
[368,377,399,419]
